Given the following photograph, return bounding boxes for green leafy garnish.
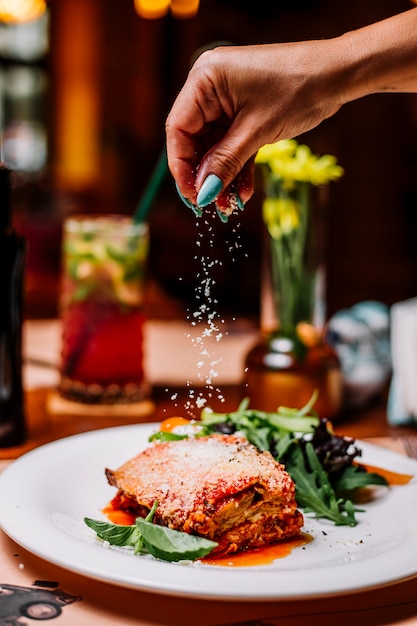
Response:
[84,518,142,552]
[149,431,188,443]
[135,519,218,561]
[334,464,388,492]
[199,394,319,453]
[166,392,388,528]
[285,441,358,526]
[84,501,218,562]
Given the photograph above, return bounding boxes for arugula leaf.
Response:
[135,518,218,561]
[285,442,358,526]
[334,464,388,492]
[274,432,294,460]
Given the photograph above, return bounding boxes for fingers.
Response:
[214,179,246,223]
[166,46,257,217]
[167,105,259,220]
[213,158,255,222]
[165,122,201,207]
[194,113,261,193]
[166,56,227,206]
[165,45,276,220]
[174,156,255,224]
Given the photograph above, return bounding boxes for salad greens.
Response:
[152,392,388,527]
[85,501,218,562]
[286,441,357,526]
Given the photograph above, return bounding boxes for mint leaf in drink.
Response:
[135,518,218,562]
[73,284,94,302]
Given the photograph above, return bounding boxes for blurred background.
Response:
[4,0,417,324]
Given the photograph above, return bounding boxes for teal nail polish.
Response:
[216,207,229,223]
[175,183,202,217]
[190,204,203,218]
[236,194,245,211]
[197,174,223,208]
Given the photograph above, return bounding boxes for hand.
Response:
[166,8,417,218]
[165,41,342,212]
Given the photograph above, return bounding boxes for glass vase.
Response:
[244,181,342,418]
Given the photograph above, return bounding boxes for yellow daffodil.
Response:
[263,196,300,239]
[256,139,343,186]
[257,139,343,335]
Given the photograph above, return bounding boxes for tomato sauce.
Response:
[102,503,136,526]
[201,534,312,567]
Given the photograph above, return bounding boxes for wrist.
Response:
[335,8,417,99]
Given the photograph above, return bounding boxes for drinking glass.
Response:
[58,214,149,405]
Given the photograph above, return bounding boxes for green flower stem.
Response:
[266,181,316,335]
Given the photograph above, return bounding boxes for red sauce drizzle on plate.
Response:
[201,534,312,567]
[103,503,136,526]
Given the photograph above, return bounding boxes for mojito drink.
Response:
[59,215,149,404]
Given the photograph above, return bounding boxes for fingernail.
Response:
[197,174,223,208]
[236,194,245,211]
[216,207,229,223]
[175,183,202,217]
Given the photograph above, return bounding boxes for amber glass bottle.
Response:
[0,165,26,447]
[245,326,342,417]
[244,182,342,418]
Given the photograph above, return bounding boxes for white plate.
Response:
[0,424,417,601]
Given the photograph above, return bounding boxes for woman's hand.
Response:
[166,40,342,212]
[166,8,417,217]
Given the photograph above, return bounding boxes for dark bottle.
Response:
[0,165,26,447]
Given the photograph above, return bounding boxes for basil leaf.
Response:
[135,518,218,562]
[84,517,140,547]
[133,500,159,554]
[84,502,217,562]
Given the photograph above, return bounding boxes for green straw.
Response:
[133,145,168,224]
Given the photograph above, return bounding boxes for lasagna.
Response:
[106,434,303,555]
